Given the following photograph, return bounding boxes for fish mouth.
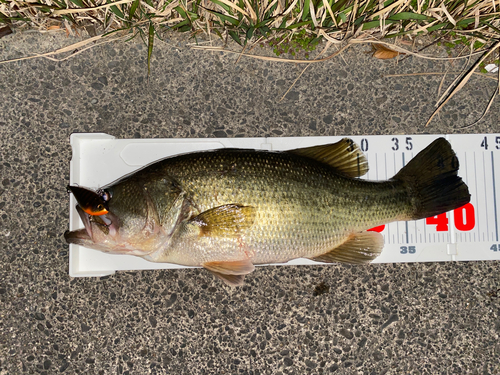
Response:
[65,204,120,247]
[64,205,94,245]
[64,228,92,245]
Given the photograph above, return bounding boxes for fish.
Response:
[65,138,470,286]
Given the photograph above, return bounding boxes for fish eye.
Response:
[101,190,111,202]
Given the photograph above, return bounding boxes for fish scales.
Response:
[140,149,412,265]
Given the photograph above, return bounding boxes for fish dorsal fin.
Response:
[311,231,383,264]
[189,204,256,237]
[288,138,369,178]
[204,260,255,287]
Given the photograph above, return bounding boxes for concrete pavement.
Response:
[0,30,499,374]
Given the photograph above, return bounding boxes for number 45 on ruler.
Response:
[369,203,475,233]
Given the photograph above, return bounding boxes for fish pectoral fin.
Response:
[287,138,369,178]
[204,260,255,287]
[190,204,256,237]
[311,231,383,264]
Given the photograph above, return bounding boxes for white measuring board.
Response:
[67,133,500,277]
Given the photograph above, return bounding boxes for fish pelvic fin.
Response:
[288,138,369,178]
[204,259,255,287]
[393,138,471,220]
[311,231,383,264]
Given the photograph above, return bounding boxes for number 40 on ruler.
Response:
[369,203,476,233]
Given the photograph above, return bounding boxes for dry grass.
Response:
[1,0,499,47]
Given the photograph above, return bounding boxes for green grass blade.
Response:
[174,5,187,18]
[387,12,430,21]
[51,0,66,8]
[302,0,310,21]
[331,0,349,13]
[287,20,313,29]
[108,1,124,19]
[210,0,232,14]
[229,30,243,45]
[205,9,240,26]
[254,19,270,28]
[426,22,450,32]
[354,15,366,27]
[279,17,287,29]
[69,0,86,7]
[193,0,201,13]
[361,19,398,30]
[129,0,140,20]
[246,27,254,40]
[147,22,154,78]
[456,18,476,27]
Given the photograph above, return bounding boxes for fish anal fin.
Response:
[210,272,246,287]
[204,259,255,287]
[204,259,255,275]
[312,231,383,264]
[191,204,256,237]
[288,138,369,178]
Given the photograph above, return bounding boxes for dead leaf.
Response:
[371,43,403,60]
[47,25,61,31]
[0,26,12,39]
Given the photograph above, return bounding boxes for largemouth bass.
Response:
[65,138,470,286]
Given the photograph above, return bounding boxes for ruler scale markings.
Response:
[424,222,426,243]
[491,151,498,242]
[464,152,470,241]
[482,152,491,241]
[385,153,391,244]
[397,219,400,244]
[473,152,486,241]
[401,153,409,244]
[409,150,418,246]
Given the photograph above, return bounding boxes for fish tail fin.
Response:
[393,138,470,221]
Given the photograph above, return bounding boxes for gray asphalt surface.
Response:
[1,30,499,374]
